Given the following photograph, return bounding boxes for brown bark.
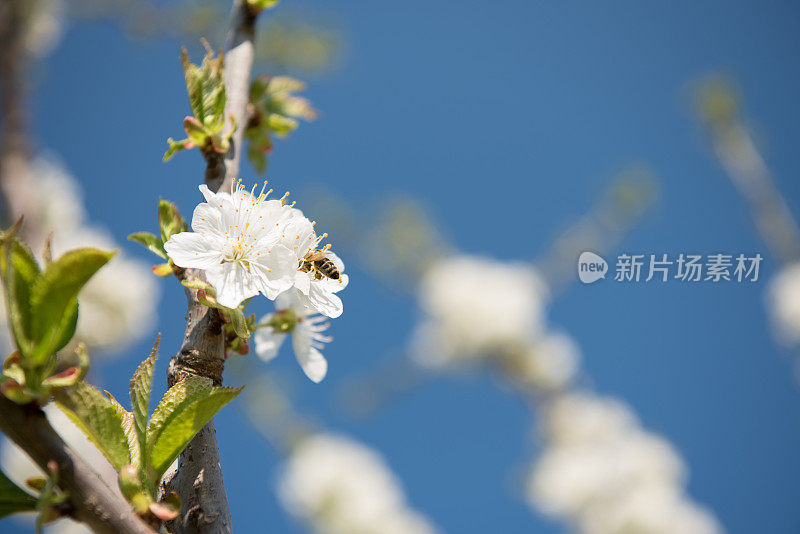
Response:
[161,2,260,532]
[0,396,158,534]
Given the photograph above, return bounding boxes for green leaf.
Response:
[197,289,223,310]
[49,302,78,361]
[181,47,226,129]
[180,278,216,296]
[0,239,41,358]
[247,142,268,175]
[30,248,115,364]
[226,308,250,340]
[105,391,138,469]
[2,354,25,384]
[147,377,243,479]
[151,263,174,277]
[246,0,281,12]
[0,468,36,519]
[183,116,211,145]
[54,382,131,471]
[118,464,149,512]
[266,75,306,95]
[163,138,193,161]
[127,233,167,260]
[271,95,317,121]
[249,75,270,102]
[41,366,82,388]
[158,200,188,243]
[130,335,159,480]
[265,113,298,137]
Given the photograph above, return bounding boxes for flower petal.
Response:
[250,245,297,300]
[191,202,225,236]
[198,184,219,204]
[297,281,344,318]
[164,232,223,269]
[274,291,294,310]
[292,330,328,383]
[279,216,317,259]
[206,262,260,308]
[293,271,311,295]
[321,273,349,294]
[254,323,286,362]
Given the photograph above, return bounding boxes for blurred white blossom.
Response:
[527,392,722,534]
[506,331,581,391]
[577,481,722,534]
[52,227,158,353]
[22,0,66,58]
[0,155,159,356]
[412,255,548,367]
[766,262,800,345]
[278,433,439,534]
[1,404,115,534]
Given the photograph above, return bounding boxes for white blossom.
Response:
[0,156,159,356]
[531,431,685,517]
[510,332,581,391]
[578,481,722,534]
[411,255,548,367]
[274,209,349,318]
[526,392,721,534]
[278,434,439,534]
[165,181,348,316]
[766,262,800,345]
[22,0,66,58]
[254,292,332,382]
[165,182,299,308]
[543,392,638,447]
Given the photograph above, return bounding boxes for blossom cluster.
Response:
[278,433,439,534]
[164,181,348,382]
[527,392,722,534]
[408,253,723,532]
[411,256,548,363]
[0,156,159,356]
[410,255,579,390]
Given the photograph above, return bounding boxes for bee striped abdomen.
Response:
[301,249,341,281]
[314,257,340,280]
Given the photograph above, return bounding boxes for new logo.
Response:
[578,251,607,284]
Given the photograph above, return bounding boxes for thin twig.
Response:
[0,396,158,534]
[206,0,257,193]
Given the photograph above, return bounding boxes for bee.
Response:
[300,249,340,281]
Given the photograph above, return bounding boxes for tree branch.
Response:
[0,396,158,534]
[0,4,160,532]
[162,2,259,532]
[0,0,31,226]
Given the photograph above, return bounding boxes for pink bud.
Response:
[149,502,180,521]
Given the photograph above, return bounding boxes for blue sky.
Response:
[9,0,800,532]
